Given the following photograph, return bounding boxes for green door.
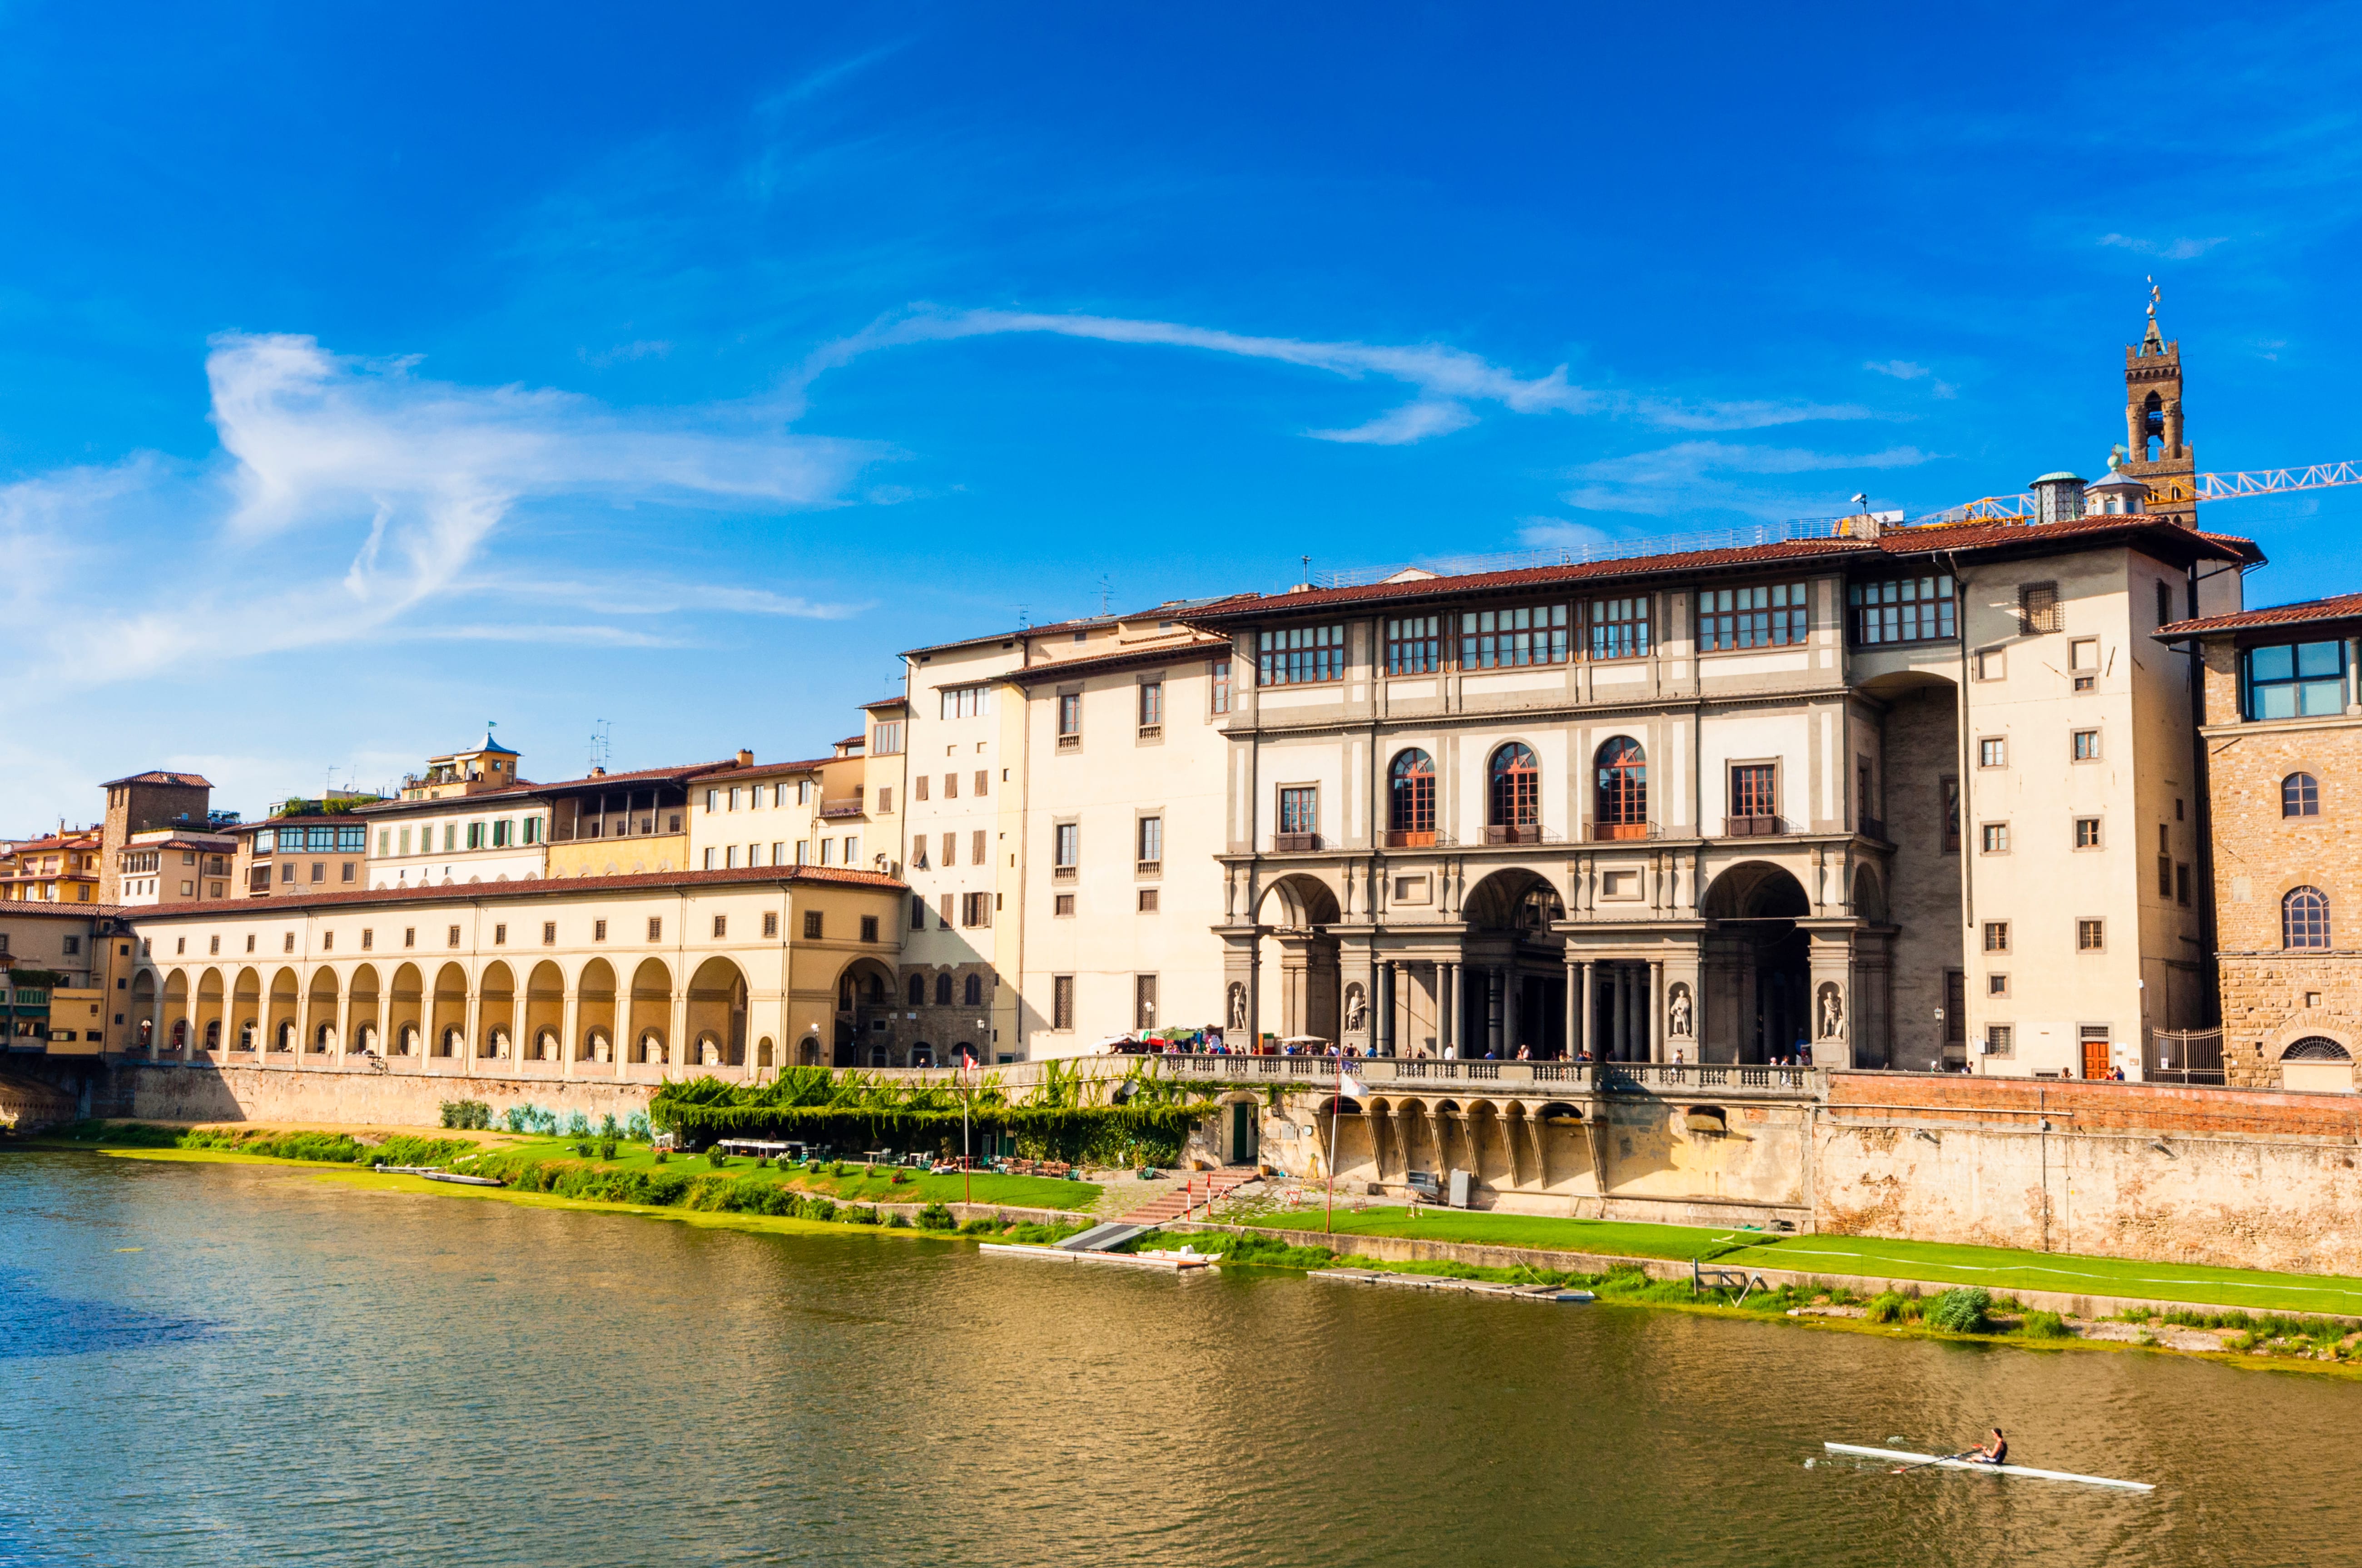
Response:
[1230,1101,1257,1165]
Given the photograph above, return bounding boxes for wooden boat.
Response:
[374,1164,504,1187]
[1821,1443,2154,1492]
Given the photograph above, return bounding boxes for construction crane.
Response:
[1912,461,2362,529]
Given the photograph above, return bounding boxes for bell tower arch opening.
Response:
[2123,279,2196,523]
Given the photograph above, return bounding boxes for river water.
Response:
[4,1152,2357,1567]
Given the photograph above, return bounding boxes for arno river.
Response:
[5,1153,2356,1567]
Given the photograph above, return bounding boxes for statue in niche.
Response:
[1667,984,1693,1039]
[1817,983,1844,1039]
[1343,983,1368,1034]
[1227,983,1249,1031]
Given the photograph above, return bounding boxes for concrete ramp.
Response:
[1058,1222,1151,1252]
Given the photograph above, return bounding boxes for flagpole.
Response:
[1325,1052,1340,1235]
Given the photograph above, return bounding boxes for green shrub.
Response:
[917,1202,956,1231]
[2019,1310,2074,1340]
[846,1204,879,1225]
[887,1213,911,1228]
[438,1099,491,1130]
[1865,1291,1907,1325]
[573,1140,593,1157]
[597,1137,619,1160]
[1927,1287,1993,1334]
[653,1149,668,1164]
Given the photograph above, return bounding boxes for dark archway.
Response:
[1700,861,1812,1064]
[1463,868,1568,1059]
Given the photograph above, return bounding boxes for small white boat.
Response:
[377,1164,506,1187]
[981,1242,1221,1271]
[1822,1443,2154,1492]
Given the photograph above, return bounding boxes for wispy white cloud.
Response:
[1513,515,1616,551]
[456,570,865,620]
[2099,232,2230,260]
[797,306,1886,445]
[1560,440,1936,520]
[1863,358,1956,400]
[16,333,878,687]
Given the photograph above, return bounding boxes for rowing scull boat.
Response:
[1821,1443,2153,1492]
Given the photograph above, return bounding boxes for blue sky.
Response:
[6,2,2360,826]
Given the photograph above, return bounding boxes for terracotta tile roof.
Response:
[0,902,124,921]
[100,770,216,790]
[1007,636,1236,685]
[2159,590,2362,638]
[130,863,908,919]
[352,757,757,814]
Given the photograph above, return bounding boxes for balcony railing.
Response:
[1592,821,1654,841]
[1383,829,1438,849]
[1136,724,1162,741]
[1052,865,1077,881]
[1273,832,1322,852]
[1135,860,1161,877]
[1859,816,1886,842]
[1723,814,1784,837]
[818,796,865,819]
[1056,733,1081,751]
[1485,824,1542,846]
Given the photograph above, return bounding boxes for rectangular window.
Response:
[939,685,989,720]
[1386,615,1441,675]
[1942,778,1960,853]
[2072,729,2100,761]
[281,863,296,883]
[910,896,927,930]
[703,848,717,871]
[403,927,416,948]
[1979,737,2006,768]
[1134,974,1157,1030]
[1052,974,1075,1031]
[1988,974,2010,997]
[1137,815,1163,867]
[1983,920,2009,953]
[860,914,879,943]
[2069,637,2099,672]
[1279,786,1319,836]
[763,911,779,938]
[447,925,461,947]
[705,788,720,813]
[873,721,903,755]
[1057,693,1081,741]
[713,915,727,938]
[1975,648,2005,681]
[2074,817,2102,848]
[726,846,740,869]
[540,921,556,945]
[398,827,412,856]
[1055,892,1076,916]
[1257,623,1346,686]
[1137,888,1159,912]
[971,829,986,864]
[341,863,355,882]
[1729,764,1777,820]
[819,840,836,866]
[804,910,824,940]
[360,929,372,950]
[491,820,508,848]
[798,780,814,806]
[913,775,929,802]
[874,787,892,815]
[1460,603,1569,668]
[2244,640,2348,720]
[2077,918,2105,952]
[795,840,810,865]
[444,824,457,852]
[491,924,506,945]
[2019,581,2062,635]
[283,931,296,953]
[2157,580,2174,628]
[1054,822,1080,868]
[1697,583,1808,651]
[939,894,954,926]
[310,862,325,883]
[210,935,221,954]
[962,892,991,928]
[1985,1024,2014,1059]
[466,822,483,850]
[1211,659,1232,714]
[646,917,662,942]
[1138,681,1163,729]
[1850,576,1957,644]
[1588,596,1651,660]
[1981,822,2010,854]
[378,829,391,856]
[940,831,957,867]
[973,770,988,797]
[2176,863,2192,906]
[525,816,541,845]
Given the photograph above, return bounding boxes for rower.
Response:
[1969,1429,2007,1466]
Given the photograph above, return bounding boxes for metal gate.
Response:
[2145,1028,2226,1085]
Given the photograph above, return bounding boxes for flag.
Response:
[1338,1069,1367,1099]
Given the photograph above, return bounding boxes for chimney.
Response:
[737,748,754,767]
[590,766,605,777]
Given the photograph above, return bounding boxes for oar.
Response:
[1892,1447,1980,1476]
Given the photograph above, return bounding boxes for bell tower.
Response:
[2123,279,2197,524]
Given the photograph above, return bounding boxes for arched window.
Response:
[2284,773,2321,817]
[1389,750,1436,844]
[864,974,886,1004]
[2143,391,2164,462]
[906,974,925,1006]
[963,974,984,1006]
[1595,736,1648,839]
[1488,742,1540,842]
[2284,1036,2352,1060]
[935,973,953,1005]
[2284,886,2331,950]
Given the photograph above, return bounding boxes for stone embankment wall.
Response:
[101,1063,655,1129]
[1817,1071,2362,1275]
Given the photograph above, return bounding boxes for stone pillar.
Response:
[462,978,482,1072]
[1649,960,1666,1063]
[1612,966,1630,1063]
[1564,959,1580,1061]
[560,988,580,1080]
[1247,953,1262,1051]
[1485,969,1504,1058]
[333,979,352,1066]
[1503,963,1522,1059]
[1438,962,1455,1056]
[669,990,690,1074]
[1580,961,1596,1061]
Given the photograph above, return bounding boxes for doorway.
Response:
[1228,1101,1260,1166]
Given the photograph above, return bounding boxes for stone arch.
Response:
[430,962,468,1056]
[2283,1037,2352,1060]
[1851,864,1889,924]
[478,960,516,1059]
[686,956,749,1068]
[231,967,265,1050]
[1255,871,1342,930]
[265,968,299,1052]
[304,966,338,1053]
[348,964,382,1054]
[627,957,673,1064]
[1462,866,1565,932]
[577,957,616,1062]
[756,1034,778,1068]
[524,960,564,1060]
[162,968,190,1052]
[389,963,424,1055]
[1700,860,1813,1064]
[1700,860,1811,919]
[196,967,226,1051]
[831,955,898,1067]
[130,970,158,1052]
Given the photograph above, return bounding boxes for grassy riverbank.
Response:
[1230,1203,1752,1261]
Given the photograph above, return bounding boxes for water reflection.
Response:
[1,1151,2356,1567]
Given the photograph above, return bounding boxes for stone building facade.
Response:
[2165,591,2362,1088]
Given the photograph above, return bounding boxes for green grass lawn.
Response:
[1233,1205,1740,1261]
[1720,1233,2362,1317]
[493,1139,1100,1211]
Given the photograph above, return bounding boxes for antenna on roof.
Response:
[1016,604,1030,630]
[1097,576,1112,617]
[588,719,610,773]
